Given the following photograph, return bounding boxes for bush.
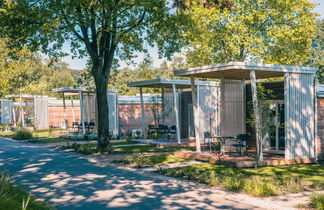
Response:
[12,130,33,140]
[310,194,324,210]
[125,149,151,167]
[223,176,244,192]
[0,171,50,209]
[88,133,97,140]
[71,134,85,141]
[243,176,277,197]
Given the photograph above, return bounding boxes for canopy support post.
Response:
[190,76,201,152]
[62,92,68,132]
[140,87,147,139]
[172,84,181,144]
[71,96,75,122]
[250,70,263,161]
[79,90,86,135]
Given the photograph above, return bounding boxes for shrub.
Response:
[280,177,305,194]
[125,149,151,167]
[88,133,97,140]
[12,130,33,140]
[223,176,244,192]
[310,194,324,210]
[75,143,97,155]
[71,134,85,141]
[243,176,277,197]
[197,170,219,186]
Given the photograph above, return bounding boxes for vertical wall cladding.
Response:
[0,100,13,124]
[317,98,324,161]
[162,88,177,128]
[285,73,315,159]
[198,85,221,136]
[34,97,49,128]
[107,91,119,135]
[83,94,96,123]
[221,80,245,136]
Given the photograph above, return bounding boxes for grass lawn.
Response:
[28,137,69,143]
[0,129,65,139]
[122,153,187,167]
[0,171,52,209]
[58,142,195,155]
[159,163,324,197]
[112,144,195,154]
[310,194,324,210]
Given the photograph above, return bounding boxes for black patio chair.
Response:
[230,134,249,156]
[169,125,177,140]
[72,122,79,133]
[157,124,169,140]
[88,121,95,133]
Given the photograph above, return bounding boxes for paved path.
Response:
[0,138,306,210]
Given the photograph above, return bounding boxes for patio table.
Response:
[218,136,236,155]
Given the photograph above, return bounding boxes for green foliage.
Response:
[310,194,324,210]
[243,176,277,196]
[159,163,324,197]
[0,171,51,209]
[307,19,324,84]
[179,0,317,66]
[125,153,186,168]
[87,133,97,141]
[12,130,33,140]
[223,176,244,192]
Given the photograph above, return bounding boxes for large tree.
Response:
[0,1,184,152]
[177,0,318,66]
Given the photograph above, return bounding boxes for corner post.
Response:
[172,84,181,144]
[139,87,147,139]
[250,70,263,161]
[62,92,68,132]
[79,90,86,135]
[190,76,201,152]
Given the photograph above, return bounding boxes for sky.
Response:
[61,0,324,71]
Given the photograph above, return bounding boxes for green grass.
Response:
[112,144,195,154]
[0,171,52,209]
[58,142,195,155]
[159,163,324,197]
[28,137,69,143]
[310,194,324,210]
[123,153,187,167]
[0,129,65,139]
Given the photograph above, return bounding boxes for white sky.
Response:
[61,0,324,70]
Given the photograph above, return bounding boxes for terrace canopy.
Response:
[128,78,219,144]
[53,87,94,135]
[174,62,317,161]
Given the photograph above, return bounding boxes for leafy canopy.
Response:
[179,0,318,66]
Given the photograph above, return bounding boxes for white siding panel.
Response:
[198,85,221,136]
[221,80,245,136]
[34,97,49,128]
[285,73,315,159]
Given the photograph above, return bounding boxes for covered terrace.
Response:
[128,78,219,144]
[174,62,317,162]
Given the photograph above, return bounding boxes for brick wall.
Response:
[48,106,80,128]
[317,98,324,161]
[118,103,155,133]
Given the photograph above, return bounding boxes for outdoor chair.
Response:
[72,122,79,133]
[88,121,95,133]
[78,122,88,133]
[230,134,248,156]
[169,125,177,140]
[157,124,169,140]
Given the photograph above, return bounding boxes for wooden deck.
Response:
[174,151,316,168]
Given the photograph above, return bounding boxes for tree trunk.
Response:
[93,65,111,153]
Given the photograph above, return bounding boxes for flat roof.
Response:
[52,87,117,96]
[317,85,324,98]
[174,62,317,80]
[127,78,218,88]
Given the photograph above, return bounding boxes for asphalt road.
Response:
[0,138,291,210]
